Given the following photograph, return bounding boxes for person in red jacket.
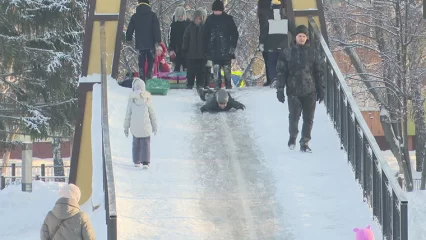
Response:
[144,42,170,78]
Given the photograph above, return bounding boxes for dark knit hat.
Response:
[295,25,308,36]
[138,0,149,4]
[212,0,224,11]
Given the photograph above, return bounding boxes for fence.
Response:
[0,164,70,190]
[308,17,408,240]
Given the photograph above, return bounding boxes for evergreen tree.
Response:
[0,0,86,175]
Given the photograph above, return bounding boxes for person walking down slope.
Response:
[126,0,161,81]
[275,25,324,153]
[200,89,245,113]
[40,184,95,240]
[124,78,158,169]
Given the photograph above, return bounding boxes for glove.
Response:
[229,47,235,55]
[124,129,129,138]
[153,129,157,136]
[317,90,324,104]
[200,106,207,113]
[235,103,246,110]
[277,88,285,103]
[258,43,264,52]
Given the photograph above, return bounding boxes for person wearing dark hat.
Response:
[203,0,239,89]
[126,0,161,81]
[275,24,324,153]
[200,89,245,113]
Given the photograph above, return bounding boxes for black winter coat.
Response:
[182,23,205,60]
[200,91,245,113]
[169,19,191,54]
[126,3,161,50]
[203,13,239,61]
[276,40,324,97]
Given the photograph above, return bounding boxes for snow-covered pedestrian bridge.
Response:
[64,0,408,239]
[106,82,382,239]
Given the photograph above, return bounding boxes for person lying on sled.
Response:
[200,89,245,113]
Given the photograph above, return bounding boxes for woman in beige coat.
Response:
[40,184,95,240]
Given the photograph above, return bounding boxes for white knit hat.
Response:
[132,78,146,92]
[59,184,81,202]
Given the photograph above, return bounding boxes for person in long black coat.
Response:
[169,6,191,72]
[203,0,239,89]
[126,0,161,81]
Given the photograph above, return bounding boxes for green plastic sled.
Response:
[145,78,170,95]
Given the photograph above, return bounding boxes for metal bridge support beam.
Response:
[286,0,328,43]
[69,0,127,205]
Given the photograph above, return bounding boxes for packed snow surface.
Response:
[0,181,107,240]
[108,79,383,240]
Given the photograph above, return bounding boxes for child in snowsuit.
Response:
[275,25,324,153]
[144,42,170,77]
[169,7,190,72]
[200,89,245,113]
[124,78,158,168]
[182,9,207,89]
[126,0,161,81]
[203,0,239,89]
[40,184,95,240]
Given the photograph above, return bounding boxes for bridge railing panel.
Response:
[100,20,117,240]
[307,17,408,240]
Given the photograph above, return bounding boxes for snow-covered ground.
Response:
[108,79,383,239]
[1,78,425,239]
[0,181,107,240]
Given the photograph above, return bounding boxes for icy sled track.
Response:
[107,79,382,240]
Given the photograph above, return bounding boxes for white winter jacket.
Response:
[123,91,158,138]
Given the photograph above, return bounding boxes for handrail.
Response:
[100,20,118,240]
[307,17,408,240]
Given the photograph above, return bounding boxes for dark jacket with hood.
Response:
[182,10,205,59]
[276,39,324,97]
[169,19,191,54]
[203,12,239,61]
[200,91,245,113]
[126,3,161,50]
[40,198,95,240]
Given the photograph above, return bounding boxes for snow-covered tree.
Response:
[0,0,86,176]
[324,0,426,191]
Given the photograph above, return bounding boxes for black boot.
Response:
[146,71,153,81]
[300,144,312,153]
[288,137,296,150]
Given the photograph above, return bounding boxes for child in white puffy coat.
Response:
[124,78,158,168]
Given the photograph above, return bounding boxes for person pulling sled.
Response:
[200,89,245,113]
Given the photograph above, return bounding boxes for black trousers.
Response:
[132,136,151,164]
[262,51,271,84]
[187,59,207,88]
[288,92,316,146]
[174,54,187,72]
[138,49,154,81]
